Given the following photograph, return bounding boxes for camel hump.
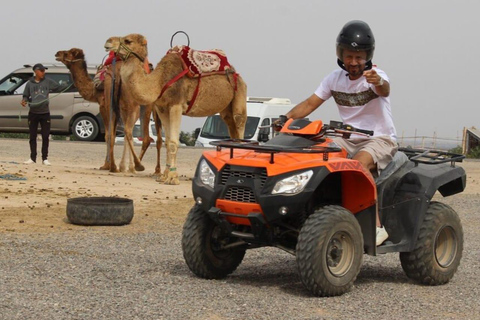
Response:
[167,45,234,77]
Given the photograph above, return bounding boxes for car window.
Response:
[200,115,259,139]
[45,74,76,93]
[0,73,30,95]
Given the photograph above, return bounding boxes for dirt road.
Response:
[1,138,479,319]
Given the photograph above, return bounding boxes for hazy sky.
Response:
[3,0,478,140]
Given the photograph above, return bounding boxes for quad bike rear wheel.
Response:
[400,201,463,285]
[182,205,246,279]
[296,205,363,297]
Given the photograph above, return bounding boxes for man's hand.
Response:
[363,69,390,97]
[273,115,288,132]
[21,100,27,107]
[363,69,383,87]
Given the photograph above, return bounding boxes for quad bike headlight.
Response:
[199,159,215,188]
[272,170,313,195]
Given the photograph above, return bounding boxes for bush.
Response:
[449,146,463,154]
[0,133,29,139]
[467,146,480,159]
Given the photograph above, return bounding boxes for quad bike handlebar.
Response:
[271,116,374,139]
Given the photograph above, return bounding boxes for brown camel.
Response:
[118,33,247,184]
[55,45,156,173]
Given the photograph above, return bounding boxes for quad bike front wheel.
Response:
[400,201,463,285]
[296,205,364,297]
[182,205,246,279]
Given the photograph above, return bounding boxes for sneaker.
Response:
[376,226,389,246]
[42,159,51,166]
[24,159,35,164]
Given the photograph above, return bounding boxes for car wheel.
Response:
[400,201,463,285]
[72,115,99,141]
[296,205,363,297]
[66,197,134,226]
[182,204,246,279]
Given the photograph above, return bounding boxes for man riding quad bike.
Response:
[181,118,466,297]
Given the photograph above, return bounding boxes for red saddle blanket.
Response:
[168,45,233,77]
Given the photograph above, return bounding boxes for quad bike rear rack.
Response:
[399,147,465,166]
[210,139,342,164]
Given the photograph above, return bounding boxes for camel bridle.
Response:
[63,58,84,63]
[118,41,145,63]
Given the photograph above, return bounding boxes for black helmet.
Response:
[336,20,375,71]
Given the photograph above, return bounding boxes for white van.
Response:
[195,97,295,147]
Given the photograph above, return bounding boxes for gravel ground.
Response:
[1,140,480,319]
[2,194,479,320]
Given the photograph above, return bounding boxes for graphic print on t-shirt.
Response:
[331,88,378,107]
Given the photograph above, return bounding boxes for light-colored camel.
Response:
[118,33,247,184]
[55,45,156,173]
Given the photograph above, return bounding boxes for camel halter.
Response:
[63,58,84,63]
[118,41,145,62]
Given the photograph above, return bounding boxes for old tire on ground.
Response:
[72,115,99,141]
[182,204,246,279]
[400,201,463,285]
[296,205,363,297]
[66,197,134,226]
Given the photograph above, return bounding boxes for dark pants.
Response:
[28,112,51,162]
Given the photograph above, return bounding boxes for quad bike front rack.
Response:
[210,139,342,164]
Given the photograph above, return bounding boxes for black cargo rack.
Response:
[210,139,342,164]
[399,147,465,165]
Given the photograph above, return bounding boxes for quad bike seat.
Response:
[375,151,409,185]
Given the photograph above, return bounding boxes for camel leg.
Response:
[158,105,181,185]
[152,108,163,176]
[230,80,248,139]
[104,83,119,173]
[139,104,153,161]
[220,107,241,139]
[120,109,140,173]
[107,116,118,173]
[156,110,170,182]
[98,101,111,170]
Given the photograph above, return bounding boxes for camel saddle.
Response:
[159,45,238,114]
[168,45,234,77]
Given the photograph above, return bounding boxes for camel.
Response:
[55,43,157,173]
[118,33,247,184]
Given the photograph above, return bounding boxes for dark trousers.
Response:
[28,112,51,162]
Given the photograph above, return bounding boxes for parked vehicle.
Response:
[182,117,466,296]
[194,97,295,147]
[115,120,156,145]
[0,63,104,141]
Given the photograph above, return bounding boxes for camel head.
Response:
[55,48,85,67]
[117,33,148,62]
[104,36,121,52]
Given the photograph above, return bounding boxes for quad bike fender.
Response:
[377,163,466,254]
[411,163,466,199]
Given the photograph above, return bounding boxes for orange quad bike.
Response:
[181,117,466,297]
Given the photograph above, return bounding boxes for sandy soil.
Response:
[1,138,479,234]
[0,138,204,234]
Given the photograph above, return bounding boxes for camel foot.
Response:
[163,171,180,185]
[99,163,110,170]
[109,165,119,173]
[135,164,145,172]
[155,174,166,183]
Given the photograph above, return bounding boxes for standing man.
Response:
[284,20,397,246]
[21,63,62,166]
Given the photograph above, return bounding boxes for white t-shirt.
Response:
[314,68,397,140]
